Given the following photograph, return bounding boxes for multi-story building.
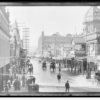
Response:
[10,20,20,68]
[69,36,87,73]
[83,6,100,72]
[38,31,72,58]
[0,7,11,91]
[22,27,30,55]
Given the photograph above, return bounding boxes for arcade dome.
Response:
[83,6,100,24]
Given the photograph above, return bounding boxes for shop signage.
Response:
[75,50,86,57]
[86,34,97,41]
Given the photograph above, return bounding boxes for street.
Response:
[30,58,100,92]
[1,6,100,97]
[6,58,100,93]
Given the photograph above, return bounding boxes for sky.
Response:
[6,6,95,49]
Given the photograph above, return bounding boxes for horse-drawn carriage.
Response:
[42,61,47,70]
[50,62,56,72]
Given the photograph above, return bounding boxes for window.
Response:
[75,44,81,51]
[81,44,86,50]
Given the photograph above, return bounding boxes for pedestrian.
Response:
[32,76,36,83]
[30,64,33,75]
[59,63,61,73]
[18,79,21,90]
[57,73,61,82]
[22,75,25,87]
[7,79,11,89]
[65,80,70,92]
[13,78,18,91]
[10,75,13,85]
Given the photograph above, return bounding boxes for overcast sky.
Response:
[7,6,94,47]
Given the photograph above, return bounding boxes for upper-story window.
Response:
[75,44,81,51]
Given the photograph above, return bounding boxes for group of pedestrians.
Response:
[4,75,21,92]
[26,59,33,75]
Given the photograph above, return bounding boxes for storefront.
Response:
[97,55,100,71]
[0,63,10,92]
[76,57,87,74]
[87,56,97,78]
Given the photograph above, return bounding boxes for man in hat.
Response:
[65,80,70,92]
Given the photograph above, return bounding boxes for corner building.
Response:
[83,6,100,72]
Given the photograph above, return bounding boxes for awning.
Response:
[87,56,97,63]
[76,56,87,60]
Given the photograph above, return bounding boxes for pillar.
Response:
[82,60,84,76]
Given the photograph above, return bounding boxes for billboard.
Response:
[75,50,86,57]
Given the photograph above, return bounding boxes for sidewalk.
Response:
[9,85,27,92]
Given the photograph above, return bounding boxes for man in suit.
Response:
[65,80,70,92]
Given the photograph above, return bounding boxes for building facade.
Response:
[22,27,30,55]
[0,6,11,91]
[68,36,87,73]
[83,6,100,72]
[38,31,72,58]
[10,21,21,68]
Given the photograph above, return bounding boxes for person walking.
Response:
[30,64,33,75]
[22,75,25,87]
[57,73,61,82]
[59,63,61,73]
[7,79,11,89]
[13,78,18,91]
[65,80,70,92]
[18,78,21,90]
[10,75,13,85]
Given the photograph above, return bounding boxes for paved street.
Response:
[31,58,100,92]
[4,58,100,93]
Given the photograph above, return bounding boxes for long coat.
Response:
[65,82,70,89]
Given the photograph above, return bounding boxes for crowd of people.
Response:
[3,58,36,92]
[4,57,70,93]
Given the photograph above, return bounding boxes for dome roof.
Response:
[83,6,100,24]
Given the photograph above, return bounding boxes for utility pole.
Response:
[75,25,77,36]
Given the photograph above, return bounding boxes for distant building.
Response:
[70,36,86,58]
[38,31,72,58]
[10,20,20,58]
[22,27,30,54]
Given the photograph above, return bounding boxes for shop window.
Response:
[81,44,86,50]
[75,44,81,51]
